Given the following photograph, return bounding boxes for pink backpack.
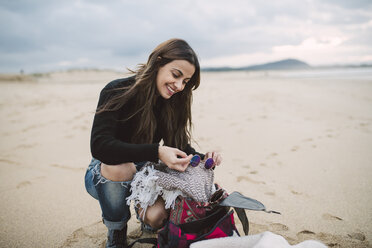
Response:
[128,190,280,248]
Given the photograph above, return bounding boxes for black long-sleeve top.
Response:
[90,76,203,165]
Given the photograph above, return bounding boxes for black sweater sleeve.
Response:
[184,144,205,160]
[90,80,159,165]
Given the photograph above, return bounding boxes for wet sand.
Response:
[0,69,371,247]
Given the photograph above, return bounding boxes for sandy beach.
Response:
[0,69,371,247]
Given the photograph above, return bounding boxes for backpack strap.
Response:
[233,207,249,235]
[219,191,280,235]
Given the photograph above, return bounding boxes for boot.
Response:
[106,224,127,248]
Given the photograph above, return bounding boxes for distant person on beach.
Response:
[84,38,222,248]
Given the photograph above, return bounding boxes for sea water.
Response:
[270,67,372,79]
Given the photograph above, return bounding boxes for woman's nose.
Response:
[174,79,184,91]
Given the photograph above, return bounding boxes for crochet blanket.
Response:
[126,162,215,214]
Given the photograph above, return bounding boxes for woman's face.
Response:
[156,59,195,99]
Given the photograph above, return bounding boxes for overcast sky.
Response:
[1,0,371,73]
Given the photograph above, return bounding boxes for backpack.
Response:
[128,189,280,248]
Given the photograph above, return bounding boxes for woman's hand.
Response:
[158,146,193,172]
[204,151,222,168]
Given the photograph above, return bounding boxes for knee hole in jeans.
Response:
[141,198,169,230]
[101,162,136,182]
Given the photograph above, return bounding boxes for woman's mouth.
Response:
[166,85,175,96]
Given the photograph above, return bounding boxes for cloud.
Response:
[202,35,372,66]
[0,0,371,72]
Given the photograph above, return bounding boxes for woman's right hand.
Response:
[158,145,192,172]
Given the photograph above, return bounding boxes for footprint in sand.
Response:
[22,123,46,133]
[2,131,11,136]
[246,222,269,233]
[10,118,22,123]
[62,217,157,247]
[266,153,278,159]
[291,146,299,152]
[358,122,371,133]
[50,164,85,171]
[315,231,369,247]
[296,230,318,242]
[290,190,302,195]
[322,213,343,221]
[302,139,317,148]
[60,221,106,248]
[236,176,265,185]
[0,158,20,165]
[348,232,366,241]
[16,176,45,189]
[269,223,289,232]
[297,230,315,235]
[6,110,21,117]
[16,143,37,149]
[21,124,38,132]
[265,191,276,196]
[359,122,369,127]
[16,181,32,189]
[73,113,85,120]
[72,125,89,131]
[249,170,258,174]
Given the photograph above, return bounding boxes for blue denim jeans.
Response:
[84,158,146,231]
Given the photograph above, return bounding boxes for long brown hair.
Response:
[98,38,200,150]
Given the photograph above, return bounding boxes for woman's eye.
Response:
[172,73,180,78]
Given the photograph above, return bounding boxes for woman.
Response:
[84,38,222,248]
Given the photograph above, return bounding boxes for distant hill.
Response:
[202,59,311,71]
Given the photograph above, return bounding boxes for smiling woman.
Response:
[84,38,222,248]
[156,60,195,99]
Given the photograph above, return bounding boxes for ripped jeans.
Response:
[84,158,146,231]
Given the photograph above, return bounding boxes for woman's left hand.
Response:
[204,151,222,168]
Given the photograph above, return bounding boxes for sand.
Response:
[0,69,371,247]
